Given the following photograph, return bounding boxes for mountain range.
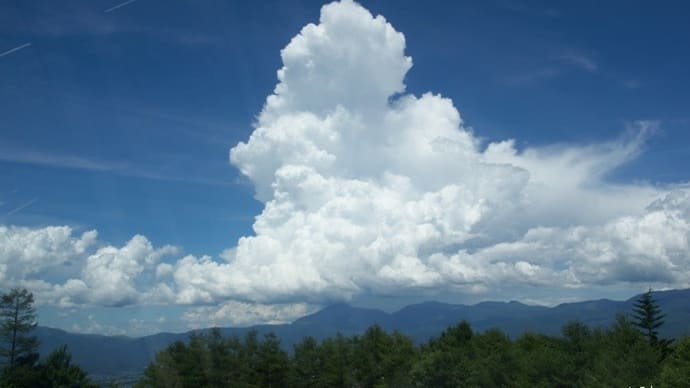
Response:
[35,288,690,379]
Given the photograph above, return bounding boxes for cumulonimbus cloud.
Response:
[2,1,690,322]
[170,0,689,305]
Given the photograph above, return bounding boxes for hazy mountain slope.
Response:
[35,288,690,377]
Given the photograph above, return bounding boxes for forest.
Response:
[136,290,689,387]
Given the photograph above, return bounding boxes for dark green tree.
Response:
[204,328,233,386]
[290,336,321,387]
[38,345,96,388]
[631,288,673,359]
[581,315,660,387]
[660,336,690,386]
[559,321,595,385]
[240,329,260,384]
[255,332,290,387]
[137,340,188,387]
[411,321,475,387]
[513,332,568,387]
[352,325,390,387]
[467,328,517,387]
[0,288,40,370]
[351,326,415,387]
[632,289,664,342]
[317,333,355,387]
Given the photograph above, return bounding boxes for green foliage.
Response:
[468,328,517,387]
[514,332,568,387]
[351,325,415,387]
[37,346,97,388]
[559,321,594,384]
[290,336,320,387]
[660,335,690,386]
[137,305,690,387]
[411,321,474,387]
[137,329,290,388]
[315,333,354,387]
[255,332,290,387]
[581,315,660,387]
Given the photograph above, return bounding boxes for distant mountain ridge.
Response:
[36,288,690,378]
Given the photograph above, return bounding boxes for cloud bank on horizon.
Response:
[2,0,690,326]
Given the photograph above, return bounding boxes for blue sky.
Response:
[1,0,690,335]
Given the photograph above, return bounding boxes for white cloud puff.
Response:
[431,189,690,288]
[182,301,316,328]
[54,235,178,307]
[0,225,96,283]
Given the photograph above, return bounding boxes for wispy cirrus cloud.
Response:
[497,0,562,18]
[0,140,235,187]
[620,79,641,89]
[104,0,138,14]
[0,43,32,58]
[500,50,598,87]
[6,197,39,217]
[560,51,598,72]
[0,141,120,172]
[0,2,216,47]
[501,67,562,86]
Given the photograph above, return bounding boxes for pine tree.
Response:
[256,332,290,387]
[291,336,321,387]
[631,288,673,359]
[39,345,96,387]
[0,288,40,369]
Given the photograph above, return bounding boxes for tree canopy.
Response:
[136,314,689,388]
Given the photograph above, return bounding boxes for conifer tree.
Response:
[631,288,673,359]
[0,288,39,369]
[39,345,96,388]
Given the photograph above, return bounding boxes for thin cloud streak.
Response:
[501,51,598,87]
[0,43,31,58]
[6,198,39,217]
[105,0,138,13]
[124,169,239,187]
[560,52,598,72]
[0,142,237,187]
[501,68,561,87]
[0,142,120,172]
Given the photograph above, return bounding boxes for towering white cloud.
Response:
[159,0,690,305]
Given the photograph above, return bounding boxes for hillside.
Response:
[36,288,690,378]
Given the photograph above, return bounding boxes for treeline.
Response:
[137,319,690,387]
[138,291,690,387]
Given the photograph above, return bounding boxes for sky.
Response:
[1,0,690,336]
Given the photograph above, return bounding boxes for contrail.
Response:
[6,197,38,216]
[0,43,31,58]
[105,0,138,13]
